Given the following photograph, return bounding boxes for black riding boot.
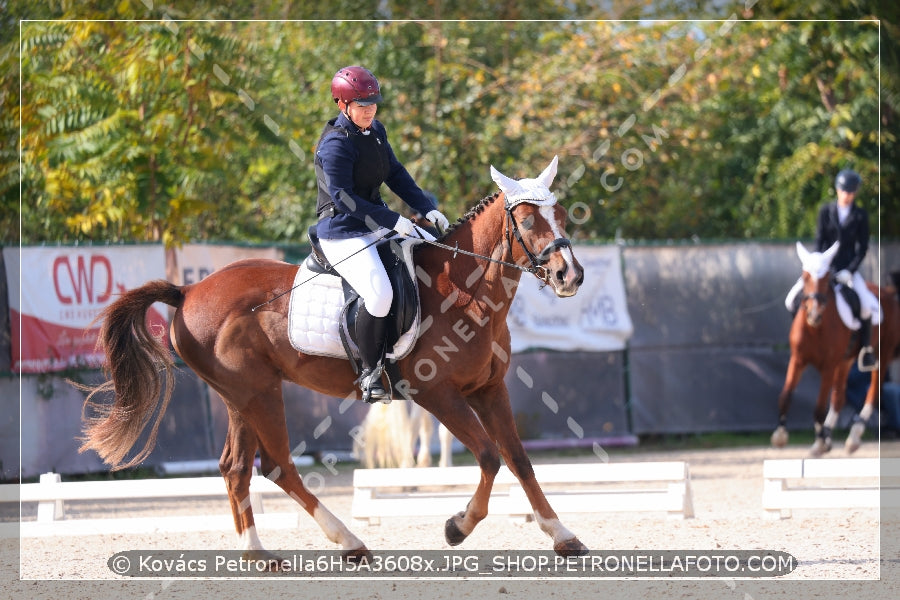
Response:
[857,317,878,372]
[356,306,390,403]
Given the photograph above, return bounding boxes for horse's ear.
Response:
[823,241,840,265]
[536,155,559,189]
[795,241,810,262]
[490,165,521,196]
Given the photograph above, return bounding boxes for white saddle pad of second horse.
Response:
[834,284,882,331]
[286,238,421,361]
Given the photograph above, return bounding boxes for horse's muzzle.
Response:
[549,257,584,297]
[803,292,827,327]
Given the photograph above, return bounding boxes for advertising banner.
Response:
[168,244,283,285]
[5,245,167,373]
[508,245,633,353]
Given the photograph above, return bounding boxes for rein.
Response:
[418,200,571,287]
[252,197,571,311]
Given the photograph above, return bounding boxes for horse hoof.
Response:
[554,537,589,557]
[343,546,373,564]
[809,439,832,457]
[241,549,286,571]
[845,422,865,454]
[445,513,468,546]
[770,426,789,448]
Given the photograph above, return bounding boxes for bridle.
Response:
[418,197,571,287]
[800,276,831,326]
[503,199,571,285]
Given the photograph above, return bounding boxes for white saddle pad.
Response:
[287,238,422,361]
[835,284,882,330]
[835,289,860,331]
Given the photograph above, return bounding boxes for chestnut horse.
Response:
[771,242,900,455]
[79,157,587,561]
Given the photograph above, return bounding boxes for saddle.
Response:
[287,225,421,398]
[835,279,861,325]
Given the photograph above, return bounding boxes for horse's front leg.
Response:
[772,354,805,447]
[468,383,588,557]
[810,367,838,456]
[419,388,502,546]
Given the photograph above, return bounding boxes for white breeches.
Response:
[847,271,880,324]
[319,229,393,317]
[785,277,803,312]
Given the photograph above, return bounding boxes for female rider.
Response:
[314,66,450,402]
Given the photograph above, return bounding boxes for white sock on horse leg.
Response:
[313,505,365,550]
[824,407,839,430]
[859,403,874,421]
[239,525,264,551]
[534,514,576,544]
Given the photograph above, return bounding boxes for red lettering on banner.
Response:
[53,255,113,305]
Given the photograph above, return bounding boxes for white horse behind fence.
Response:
[354,402,455,468]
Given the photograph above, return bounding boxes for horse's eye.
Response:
[520,215,535,230]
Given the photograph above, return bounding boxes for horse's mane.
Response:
[438,191,502,242]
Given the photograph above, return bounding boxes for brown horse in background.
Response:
[78,157,586,562]
[771,242,900,455]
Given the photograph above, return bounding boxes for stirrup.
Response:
[358,365,390,404]
[857,346,878,373]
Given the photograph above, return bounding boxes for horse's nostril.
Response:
[556,264,568,283]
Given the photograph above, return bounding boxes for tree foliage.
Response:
[3,0,896,246]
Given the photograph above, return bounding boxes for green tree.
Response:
[4,1,897,246]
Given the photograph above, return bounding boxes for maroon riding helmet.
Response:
[331,66,383,106]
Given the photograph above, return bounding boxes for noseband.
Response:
[801,280,830,326]
[504,201,571,284]
[802,291,827,306]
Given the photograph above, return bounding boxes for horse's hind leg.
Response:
[846,368,879,453]
[219,408,274,560]
[438,422,453,468]
[410,403,433,467]
[250,392,369,561]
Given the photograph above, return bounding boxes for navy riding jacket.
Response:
[815,201,870,273]
[314,112,434,239]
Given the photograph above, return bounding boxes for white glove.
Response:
[835,269,852,285]
[425,209,450,233]
[393,215,418,237]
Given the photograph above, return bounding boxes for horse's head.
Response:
[490,156,584,297]
[795,241,839,327]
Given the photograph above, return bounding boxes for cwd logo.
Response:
[53,254,113,305]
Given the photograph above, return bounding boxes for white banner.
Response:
[168,244,283,285]
[508,245,633,353]
[5,245,167,373]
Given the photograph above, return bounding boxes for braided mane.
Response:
[438,191,502,241]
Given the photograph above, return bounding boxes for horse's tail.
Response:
[354,403,415,469]
[78,280,184,470]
